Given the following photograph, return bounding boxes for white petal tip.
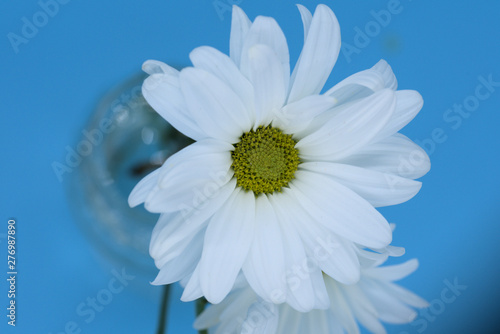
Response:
[142,60,162,75]
[372,59,389,68]
[150,279,163,286]
[231,5,248,22]
[386,245,406,257]
[373,229,393,249]
[142,60,177,76]
[204,291,225,305]
[180,294,192,302]
[407,258,420,271]
[127,196,139,208]
[406,310,418,322]
[420,300,431,308]
[181,289,201,302]
[128,187,145,208]
[339,270,361,285]
[372,59,398,90]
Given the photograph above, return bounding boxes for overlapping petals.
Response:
[195,258,429,334]
[130,3,430,316]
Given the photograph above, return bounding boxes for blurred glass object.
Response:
[67,73,192,280]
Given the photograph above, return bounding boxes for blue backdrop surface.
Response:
[1,0,500,333]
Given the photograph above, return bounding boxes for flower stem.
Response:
[156,285,171,334]
[195,298,209,334]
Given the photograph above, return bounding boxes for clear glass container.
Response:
[67,73,192,281]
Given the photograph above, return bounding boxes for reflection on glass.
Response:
[67,74,191,280]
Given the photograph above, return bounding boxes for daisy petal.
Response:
[371,59,398,90]
[152,229,203,285]
[181,263,204,301]
[218,286,255,322]
[288,5,341,103]
[361,280,418,324]
[149,212,194,269]
[199,189,256,303]
[230,5,252,68]
[240,15,290,89]
[357,250,391,271]
[307,309,329,333]
[309,270,331,310]
[379,303,418,324]
[299,67,387,137]
[245,44,286,126]
[383,281,429,308]
[325,280,359,333]
[316,236,360,286]
[144,139,233,213]
[297,89,396,161]
[274,95,337,136]
[242,301,279,334]
[282,189,360,284]
[339,133,431,179]
[290,170,392,249]
[342,284,383,333]
[242,195,287,304]
[128,168,160,207]
[269,193,323,312]
[296,4,312,44]
[142,59,178,76]
[276,306,301,333]
[189,46,255,118]
[180,67,253,142]
[274,191,332,308]
[149,179,237,267]
[194,293,237,330]
[381,245,406,257]
[365,259,419,282]
[142,71,206,140]
[324,68,385,106]
[300,162,422,207]
[374,90,424,141]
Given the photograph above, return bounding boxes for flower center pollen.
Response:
[231,125,300,195]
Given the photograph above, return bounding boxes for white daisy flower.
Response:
[194,257,429,334]
[129,4,430,311]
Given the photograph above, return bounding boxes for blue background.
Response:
[2,0,500,333]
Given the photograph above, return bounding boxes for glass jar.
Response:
[67,73,192,282]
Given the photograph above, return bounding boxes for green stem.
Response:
[195,298,209,334]
[156,285,171,334]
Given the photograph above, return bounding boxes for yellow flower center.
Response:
[231,125,300,195]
